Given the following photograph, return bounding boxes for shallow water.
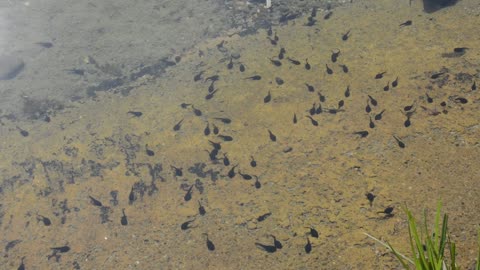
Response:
[1,0,480,269]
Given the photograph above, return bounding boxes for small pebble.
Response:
[283,146,293,153]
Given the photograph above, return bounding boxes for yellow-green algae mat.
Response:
[1,0,480,269]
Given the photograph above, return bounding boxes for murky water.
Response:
[1,0,480,269]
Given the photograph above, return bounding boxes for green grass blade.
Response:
[388,242,412,270]
[476,229,480,270]
[449,239,456,270]
[439,213,448,262]
[363,232,414,265]
[425,226,438,266]
[407,209,429,269]
[434,201,442,249]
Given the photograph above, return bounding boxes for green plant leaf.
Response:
[388,242,412,270]
[371,202,464,270]
[449,239,456,270]
[406,208,428,269]
[476,228,480,270]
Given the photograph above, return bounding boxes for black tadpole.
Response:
[193,71,204,82]
[404,116,411,127]
[51,246,70,253]
[255,242,277,253]
[431,72,446,79]
[213,117,232,124]
[184,185,194,201]
[204,234,215,251]
[238,171,252,180]
[228,165,237,178]
[454,97,468,104]
[306,227,319,238]
[306,115,318,126]
[257,212,272,222]
[305,237,312,254]
[383,82,390,91]
[89,196,103,207]
[365,192,376,207]
[378,206,394,215]
[180,103,191,109]
[180,219,196,231]
[204,75,219,82]
[173,119,184,131]
[275,77,284,85]
[454,47,468,53]
[310,103,316,115]
[204,122,210,136]
[278,48,285,59]
[250,156,257,167]
[171,165,183,176]
[305,83,315,92]
[223,153,230,166]
[208,140,221,150]
[369,116,375,129]
[324,11,333,20]
[218,135,233,141]
[365,102,372,113]
[205,148,217,161]
[145,145,155,156]
[367,95,378,106]
[267,129,277,142]
[393,135,405,148]
[254,176,261,189]
[18,257,25,270]
[326,64,333,74]
[192,106,202,116]
[244,75,262,80]
[305,59,311,70]
[208,81,215,92]
[375,72,386,79]
[205,89,218,100]
[392,77,399,87]
[128,188,136,204]
[198,201,206,216]
[127,111,142,117]
[212,123,220,134]
[344,86,350,97]
[17,127,29,137]
[37,215,52,226]
[269,58,282,67]
[271,235,283,249]
[354,131,369,138]
[121,209,128,226]
[264,91,271,103]
[287,57,301,65]
[331,50,340,63]
[399,20,412,27]
[426,93,433,103]
[404,101,416,111]
[318,92,326,102]
[374,110,385,121]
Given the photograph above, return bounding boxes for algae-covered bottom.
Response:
[1,0,479,269]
